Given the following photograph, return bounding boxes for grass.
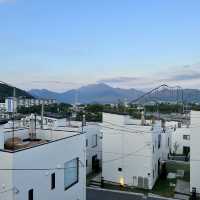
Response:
[152,178,176,197]
[152,161,190,197]
[166,161,190,182]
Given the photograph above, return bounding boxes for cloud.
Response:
[9,63,200,92]
[99,63,200,90]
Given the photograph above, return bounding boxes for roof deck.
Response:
[0,125,82,153]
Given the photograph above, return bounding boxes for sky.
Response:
[0,0,200,92]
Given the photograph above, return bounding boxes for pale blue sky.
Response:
[0,0,200,91]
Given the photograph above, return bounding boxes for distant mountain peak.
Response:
[29,83,144,104]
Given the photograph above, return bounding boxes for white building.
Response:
[0,103,6,112]
[5,97,18,113]
[102,113,171,190]
[0,122,86,200]
[52,118,102,175]
[190,111,200,194]
[166,121,191,155]
[19,115,102,175]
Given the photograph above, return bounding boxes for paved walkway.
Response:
[175,180,190,195]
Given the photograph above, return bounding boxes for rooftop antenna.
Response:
[41,101,44,129]
[82,113,86,134]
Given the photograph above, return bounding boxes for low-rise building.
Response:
[166,121,191,156]
[51,118,102,175]
[102,113,171,190]
[190,111,200,195]
[4,97,57,112]
[0,103,6,112]
[0,121,86,200]
[20,115,102,175]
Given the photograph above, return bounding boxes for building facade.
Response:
[0,122,86,200]
[166,121,191,156]
[19,115,102,176]
[102,113,171,190]
[190,111,200,194]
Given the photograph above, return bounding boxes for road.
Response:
[87,188,145,200]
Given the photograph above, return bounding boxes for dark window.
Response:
[86,139,88,147]
[183,135,190,140]
[92,134,98,147]
[86,160,88,167]
[158,134,161,149]
[28,189,33,200]
[51,173,55,190]
[118,168,122,172]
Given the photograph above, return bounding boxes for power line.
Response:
[0,145,150,172]
[101,125,149,136]
[103,121,150,134]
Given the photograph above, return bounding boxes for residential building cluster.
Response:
[0,109,200,199]
[0,97,56,113]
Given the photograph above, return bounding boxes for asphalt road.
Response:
[87,188,145,200]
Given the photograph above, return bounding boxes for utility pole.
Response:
[41,102,44,129]
[12,87,16,150]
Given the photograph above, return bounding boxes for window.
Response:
[183,135,190,140]
[92,134,97,147]
[86,160,88,167]
[51,173,55,190]
[28,189,33,200]
[158,134,161,149]
[86,139,88,147]
[118,168,122,172]
[64,158,79,190]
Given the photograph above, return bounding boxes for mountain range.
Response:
[29,83,200,104]
[29,83,144,104]
[1,82,200,104]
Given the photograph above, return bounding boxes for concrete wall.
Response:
[190,111,200,194]
[166,121,191,155]
[0,134,86,200]
[84,123,102,175]
[102,113,167,190]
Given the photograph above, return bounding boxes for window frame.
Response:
[92,134,98,148]
[64,158,79,191]
[183,135,190,140]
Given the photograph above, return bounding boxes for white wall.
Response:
[84,123,102,175]
[0,152,14,200]
[190,111,200,194]
[0,134,86,200]
[102,113,166,190]
[166,121,191,155]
